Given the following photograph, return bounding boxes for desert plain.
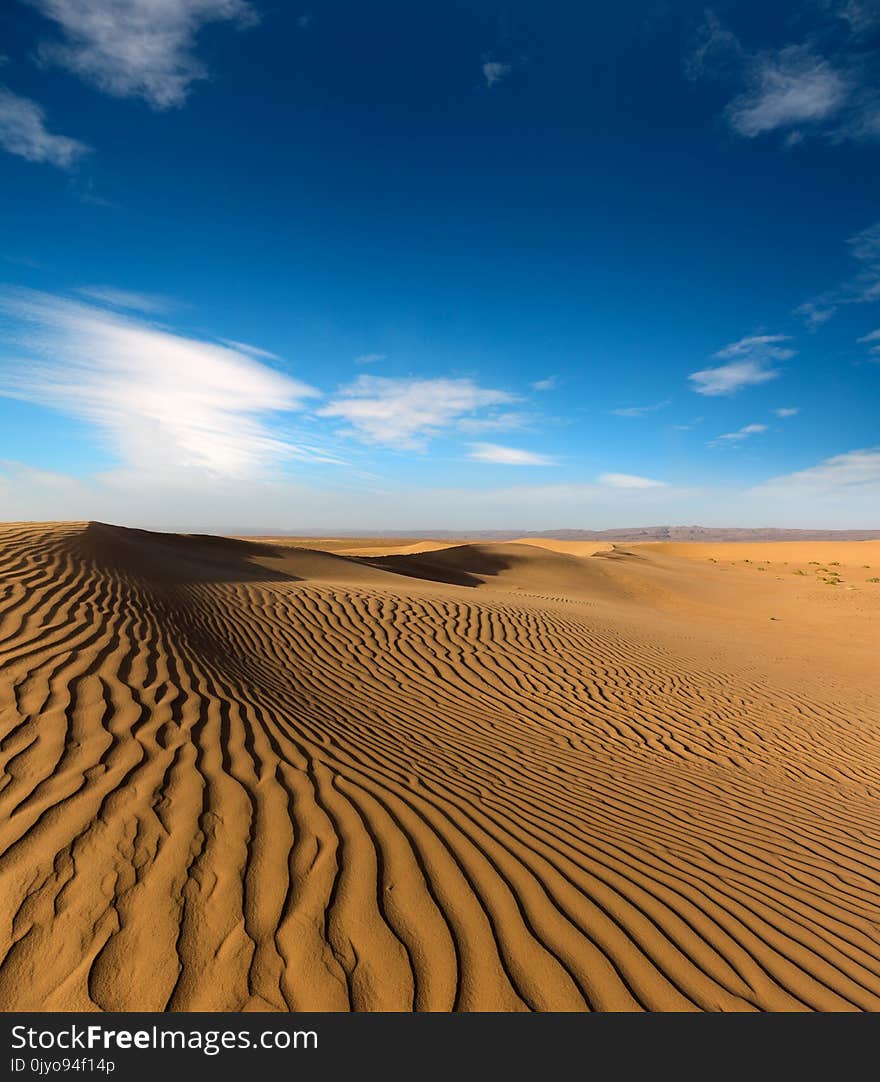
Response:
[0,521,879,1011]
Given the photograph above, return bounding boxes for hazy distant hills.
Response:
[249,526,880,542]
[517,526,880,542]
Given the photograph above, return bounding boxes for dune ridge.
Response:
[1,521,879,1011]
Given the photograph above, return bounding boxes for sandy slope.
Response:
[1,522,879,1012]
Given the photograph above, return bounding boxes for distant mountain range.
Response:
[247,526,880,542]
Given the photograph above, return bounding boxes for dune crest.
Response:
[1,522,879,1012]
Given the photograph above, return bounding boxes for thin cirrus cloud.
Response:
[354,353,386,365]
[597,472,668,489]
[218,337,282,361]
[611,399,670,417]
[708,422,768,448]
[318,375,516,449]
[796,219,880,328]
[530,376,557,391]
[0,288,326,480]
[773,406,800,417]
[688,334,795,396]
[29,0,259,110]
[76,285,173,314]
[467,443,555,466]
[457,411,534,434]
[686,10,880,146]
[857,327,880,357]
[0,87,89,168]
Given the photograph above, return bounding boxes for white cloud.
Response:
[689,359,780,396]
[467,442,555,466]
[773,406,800,417]
[708,422,768,447]
[0,288,324,480]
[318,375,515,449]
[0,87,89,168]
[726,45,849,138]
[31,0,258,110]
[689,334,794,396]
[77,285,172,313]
[482,61,511,88]
[611,399,670,417]
[597,472,668,489]
[354,352,386,365]
[531,376,557,391]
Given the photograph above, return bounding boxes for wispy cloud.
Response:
[727,46,849,140]
[0,87,89,168]
[611,399,670,417]
[76,285,172,314]
[482,61,511,88]
[687,10,880,146]
[530,375,557,391]
[30,0,259,110]
[712,334,797,361]
[794,300,838,329]
[689,334,794,396]
[0,289,323,479]
[354,352,386,365]
[467,442,555,466]
[708,422,768,447]
[597,472,668,489]
[684,9,743,80]
[318,375,516,449]
[796,218,880,327]
[773,406,800,417]
[458,411,533,433]
[218,337,281,361]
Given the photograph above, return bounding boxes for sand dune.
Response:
[1,522,879,1011]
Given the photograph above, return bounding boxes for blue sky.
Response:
[0,0,878,530]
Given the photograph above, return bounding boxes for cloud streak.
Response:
[0,289,323,480]
[611,399,670,417]
[708,422,768,447]
[597,472,668,489]
[467,442,555,466]
[76,285,173,314]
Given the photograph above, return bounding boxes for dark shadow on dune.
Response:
[72,522,304,584]
[353,545,519,588]
[594,547,646,562]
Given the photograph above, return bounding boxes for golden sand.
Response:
[1,522,879,1011]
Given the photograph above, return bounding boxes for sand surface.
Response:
[1,522,879,1011]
